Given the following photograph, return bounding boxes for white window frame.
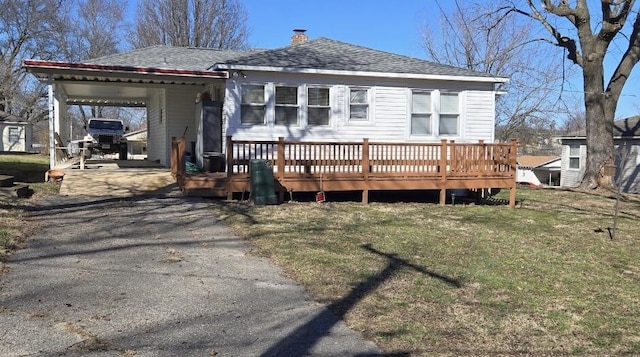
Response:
[347,87,371,123]
[409,90,433,137]
[568,144,581,169]
[274,85,300,126]
[307,86,331,126]
[240,84,266,126]
[8,127,20,143]
[439,92,460,136]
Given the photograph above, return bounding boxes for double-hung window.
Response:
[241,85,266,125]
[569,144,581,169]
[410,91,432,135]
[308,87,330,126]
[439,92,459,136]
[8,128,20,143]
[275,86,299,125]
[349,88,369,121]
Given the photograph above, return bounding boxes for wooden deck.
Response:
[171,136,518,207]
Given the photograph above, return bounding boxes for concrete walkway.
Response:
[0,193,382,356]
[57,159,176,197]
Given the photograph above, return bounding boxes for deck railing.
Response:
[226,137,517,179]
[173,136,517,206]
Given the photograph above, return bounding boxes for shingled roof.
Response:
[84,45,257,71]
[212,38,504,79]
[563,116,640,138]
[80,38,505,81]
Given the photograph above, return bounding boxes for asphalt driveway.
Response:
[0,193,382,356]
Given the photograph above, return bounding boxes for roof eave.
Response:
[214,64,509,83]
[24,59,229,80]
[559,135,640,140]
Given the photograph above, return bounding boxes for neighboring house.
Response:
[124,129,147,160]
[0,112,33,152]
[24,30,508,169]
[516,155,561,187]
[559,116,640,193]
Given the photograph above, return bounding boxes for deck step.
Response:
[0,175,14,187]
[0,182,33,199]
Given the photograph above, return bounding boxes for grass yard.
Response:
[211,187,640,356]
[0,154,59,262]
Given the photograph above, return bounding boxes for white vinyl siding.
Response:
[464,91,494,141]
[560,141,586,188]
[615,140,640,193]
[224,72,497,143]
[146,89,166,164]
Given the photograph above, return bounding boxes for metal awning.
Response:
[23,60,229,107]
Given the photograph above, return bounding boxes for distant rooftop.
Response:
[562,116,640,138]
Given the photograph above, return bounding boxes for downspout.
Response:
[48,77,55,169]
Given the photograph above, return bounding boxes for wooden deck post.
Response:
[278,137,285,202]
[439,139,448,206]
[509,139,518,208]
[362,138,369,204]
[226,136,233,200]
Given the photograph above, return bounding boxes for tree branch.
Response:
[606,10,640,103]
[599,0,634,40]
[502,2,582,65]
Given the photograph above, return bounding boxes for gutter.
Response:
[23,59,229,79]
[213,64,508,83]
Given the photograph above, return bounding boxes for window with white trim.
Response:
[8,127,20,143]
[439,92,459,135]
[308,87,330,126]
[275,86,299,126]
[569,144,581,169]
[410,91,432,135]
[349,88,369,121]
[241,85,266,125]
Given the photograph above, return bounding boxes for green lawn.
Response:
[211,187,640,356]
[1,154,59,261]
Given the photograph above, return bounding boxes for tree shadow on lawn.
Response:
[258,243,461,357]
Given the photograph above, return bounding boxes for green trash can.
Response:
[250,159,278,205]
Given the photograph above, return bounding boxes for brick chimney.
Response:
[290,29,308,45]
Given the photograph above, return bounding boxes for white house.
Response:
[0,112,33,153]
[559,116,640,193]
[516,155,561,187]
[123,129,147,160]
[24,30,508,170]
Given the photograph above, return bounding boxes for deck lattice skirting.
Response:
[172,136,518,207]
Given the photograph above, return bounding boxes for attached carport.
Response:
[23,59,229,170]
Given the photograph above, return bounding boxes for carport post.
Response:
[48,78,55,170]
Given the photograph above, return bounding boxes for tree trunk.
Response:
[581,54,615,189]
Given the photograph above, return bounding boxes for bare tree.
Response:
[58,0,128,135]
[0,0,69,123]
[421,1,574,144]
[502,0,640,189]
[131,0,249,49]
[61,0,126,62]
